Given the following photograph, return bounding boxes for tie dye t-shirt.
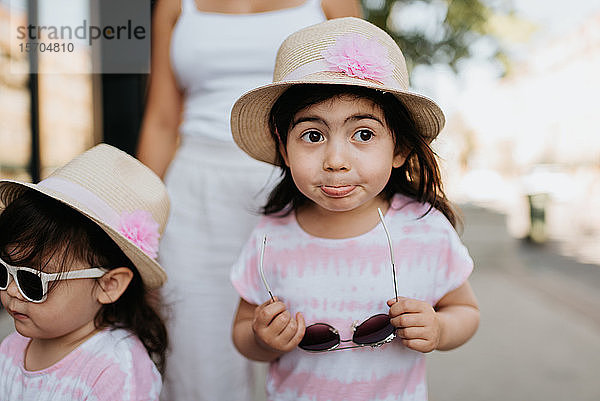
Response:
[0,328,161,401]
[231,194,474,401]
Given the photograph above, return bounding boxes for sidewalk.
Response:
[428,205,600,401]
[0,205,598,400]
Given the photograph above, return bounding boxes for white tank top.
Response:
[170,0,326,141]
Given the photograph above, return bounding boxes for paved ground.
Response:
[427,205,600,401]
[1,205,599,400]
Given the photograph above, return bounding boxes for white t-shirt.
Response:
[231,194,474,401]
[0,328,161,401]
[171,0,325,142]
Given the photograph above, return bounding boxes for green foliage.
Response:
[362,0,508,73]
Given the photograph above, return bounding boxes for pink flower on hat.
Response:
[321,33,394,83]
[118,210,160,259]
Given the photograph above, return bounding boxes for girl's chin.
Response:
[311,199,366,214]
[14,324,34,338]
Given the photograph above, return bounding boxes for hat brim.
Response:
[231,72,446,165]
[0,180,166,289]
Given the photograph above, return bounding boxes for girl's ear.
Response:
[392,152,407,169]
[95,267,134,304]
[278,140,290,167]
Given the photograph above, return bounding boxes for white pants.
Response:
[159,136,277,401]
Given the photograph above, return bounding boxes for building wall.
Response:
[0,1,94,181]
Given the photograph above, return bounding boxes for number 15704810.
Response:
[19,42,75,53]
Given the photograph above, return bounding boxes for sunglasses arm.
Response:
[259,235,275,302]
[45,267,108,281]
[377,208,399,302]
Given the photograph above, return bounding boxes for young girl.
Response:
[0,144,169,400]
[229,18,480,400]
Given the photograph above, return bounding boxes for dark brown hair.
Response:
[0,190,168,374]
[264,84,460,228]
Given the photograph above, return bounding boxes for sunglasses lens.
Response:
[0,264,8,289]
[353,314,395,345]
[299,323,340,351]
[16,269,44,301]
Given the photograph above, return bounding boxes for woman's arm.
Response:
[232,298,305,362]
[136,0,184,179]
[321,0,363,19]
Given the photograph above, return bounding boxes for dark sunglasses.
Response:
[259,207,399,352]
[0,256,107,303]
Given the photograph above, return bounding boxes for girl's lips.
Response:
[8,309,28,321]
[320,185,357,197]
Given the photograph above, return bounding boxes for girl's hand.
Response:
[387,297,441,353]
[252,298,305,355]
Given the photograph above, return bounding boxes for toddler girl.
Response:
[0,144,169,400]
[229,18,480,401]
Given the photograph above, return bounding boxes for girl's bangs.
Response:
[0,190,102,275]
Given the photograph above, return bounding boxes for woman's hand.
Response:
[252,298,306,354]
[387,297,441,353]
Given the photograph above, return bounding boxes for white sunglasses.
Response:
[0,256,107,303]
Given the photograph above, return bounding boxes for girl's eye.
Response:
[301,130,324,143]
[352,129,374,142]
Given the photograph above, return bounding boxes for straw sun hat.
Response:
[0,144,169,289]
[231,17,446,165]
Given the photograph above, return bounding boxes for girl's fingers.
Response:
[388,297,430,315]
[401,338,435,353]
[272,310,292,335]
[387,296,409,307]
[254,301,306,353]
[258,296,278,309]
[279,312,305,341]
[255,301,287,326]
[269,312,306,352]
[397,326,428,340]
[387,296,417,309]
[281,312,306,350]
[393,312,425,328]
[276,314,298,343]
[290,312,306,344]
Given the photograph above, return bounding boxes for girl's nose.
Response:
[5,277,23,300]
[322,141,350,172]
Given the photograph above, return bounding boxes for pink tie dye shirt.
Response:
[0,328,161,401]
[231,194,474,401]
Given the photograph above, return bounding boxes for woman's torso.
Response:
[170,0,325,141]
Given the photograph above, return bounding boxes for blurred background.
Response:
[1,0,599,399]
